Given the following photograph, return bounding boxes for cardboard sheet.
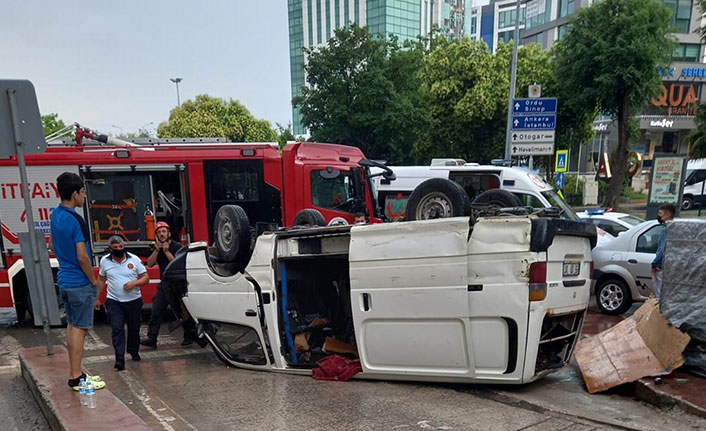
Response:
[575,298,690,393]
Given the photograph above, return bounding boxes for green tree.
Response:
[275,123,297,149]
[116,128,153,141]
[416,39,580,164]
[293,25,428,163]
[158,94,277,142]
[686,0,706,159]
[686,103,706,159]
[554,0,675,208]
[41,113,68,137]
[694,0,706,40]
[416,37,507,163]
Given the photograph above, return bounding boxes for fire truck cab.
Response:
[0,134,388,323]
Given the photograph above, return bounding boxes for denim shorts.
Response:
[61,285,96,329]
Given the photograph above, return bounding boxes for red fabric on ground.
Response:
[312,355,361,381]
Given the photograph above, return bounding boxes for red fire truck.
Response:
[0,125,392,323]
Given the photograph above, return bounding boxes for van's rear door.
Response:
[524,219,595,379]
[349,218,475,380]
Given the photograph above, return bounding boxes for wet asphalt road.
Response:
[2,306,706,431]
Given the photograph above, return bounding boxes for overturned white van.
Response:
[168,206,596,385]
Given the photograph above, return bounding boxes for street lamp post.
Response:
[170,78,183,107]
[111,124,123,135]
[504,0,523,163]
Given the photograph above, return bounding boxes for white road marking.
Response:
[54,328,110,351]
[118,370,199,431]
[87,329,110,350]
[139,326,180,345]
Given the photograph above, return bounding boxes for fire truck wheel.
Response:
[214,205,252,263]
[406,178,471,221]
[472,189,522,208]
[293,209,326,227]
[15,299,28,325]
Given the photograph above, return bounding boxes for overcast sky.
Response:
[0,1,291,136]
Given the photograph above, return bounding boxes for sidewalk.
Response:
[581,306,706,418]
[19,346,149,431]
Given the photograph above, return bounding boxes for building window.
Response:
[659,0,692,34]
[525,0,552,30]
[498,30,514,44]
[498,8,525,30]
[673,43,701,62]
[559,0,576,18]
[557,24,570,41]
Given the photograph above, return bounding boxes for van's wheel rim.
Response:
[599,283,624,311]
[682,198,693,210]
[218,219,234,250]
[416,193,453,219]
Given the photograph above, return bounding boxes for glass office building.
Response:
[288,0,482,135]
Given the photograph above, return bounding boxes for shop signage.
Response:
[648,156,686,205]
[639,116,696,130]
[650,119,674,128]
[649,82,700,116]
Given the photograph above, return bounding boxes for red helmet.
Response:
[155,221,170,232]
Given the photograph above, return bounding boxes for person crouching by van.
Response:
[97,236,148,371]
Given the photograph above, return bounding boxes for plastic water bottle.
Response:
[78,378,87,406]
[85,381,96,409]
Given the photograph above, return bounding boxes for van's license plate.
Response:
[563,261,580,277]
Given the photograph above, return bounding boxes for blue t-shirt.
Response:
[51,205,91,288]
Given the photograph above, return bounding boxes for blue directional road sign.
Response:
[555,172,565,190]
[513,98,557,114]
[511,114,556,130]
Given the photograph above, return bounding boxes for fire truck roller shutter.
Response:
[213,205,252,263]
[405,178,472,221]
[292,209,326,227]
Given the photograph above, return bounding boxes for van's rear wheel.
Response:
[293,209,326,227]
[214,205,252,262]
[406,178,471,221]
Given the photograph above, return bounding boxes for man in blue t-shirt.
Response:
[50,172,98,389]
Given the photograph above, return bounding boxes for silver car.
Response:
[592,220,661,314]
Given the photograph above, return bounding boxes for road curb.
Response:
[20,351,63,431]
[19,346,150,431]
[632,378,706,419]
[492,389,642,431]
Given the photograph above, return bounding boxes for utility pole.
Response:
[170,78,183,107]
[504,0,523,163]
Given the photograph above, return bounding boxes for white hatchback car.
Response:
[578,210,644,237]
[592,220,661,314]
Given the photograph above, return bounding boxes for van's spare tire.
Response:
[406,178,472,221]
[293,208,326,226]
[472,189,523,207]
[214,205,251,262]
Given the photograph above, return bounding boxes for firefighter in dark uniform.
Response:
[140,221,197,347]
